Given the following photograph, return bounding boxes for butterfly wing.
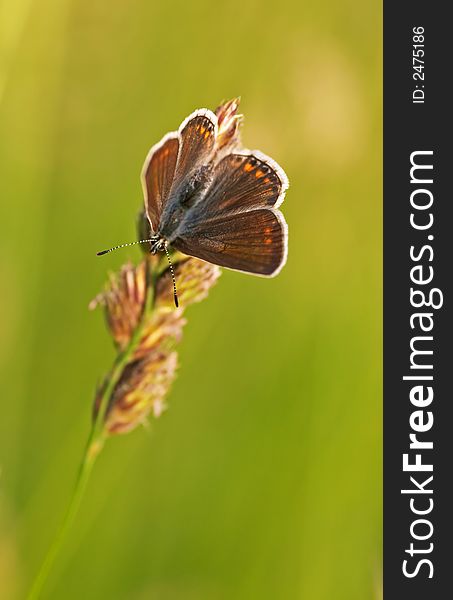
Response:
[172,151,289,277]
[173,109,218,189]
[201,150,288,212]
[141,133,179,232]
[141,109,218,232]
[174,208,287,276]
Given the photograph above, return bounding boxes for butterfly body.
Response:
[141,102,289,277]
[157,166,214,243]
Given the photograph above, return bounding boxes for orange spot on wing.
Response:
[264,238,273,244]
[204,130,210,139]
[264,227,272,234]
[244,163,254,172]
[255,169,265,178]
[264,177,270,183]
[200,126,206,134]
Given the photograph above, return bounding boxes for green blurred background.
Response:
[0,0,382,598]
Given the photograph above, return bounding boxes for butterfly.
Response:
[98,100,289,306]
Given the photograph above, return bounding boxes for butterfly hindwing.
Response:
[171,150,288,276]
[173,207,287,277]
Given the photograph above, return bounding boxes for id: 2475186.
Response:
[412,26,425,104]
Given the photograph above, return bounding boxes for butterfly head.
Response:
[149,236,166,254]
[96,234,179,307]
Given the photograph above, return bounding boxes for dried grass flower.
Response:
[90,251,220,436]
[214,97,243,154]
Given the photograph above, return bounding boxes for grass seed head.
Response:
[91,251,221,435]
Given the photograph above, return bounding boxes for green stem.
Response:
[26,258,157,600]
[26,435,100,600]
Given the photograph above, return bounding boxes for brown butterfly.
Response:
[98,100,289,305]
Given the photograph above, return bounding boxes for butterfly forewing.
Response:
[141,133,179,231]
[202,151,288,215]
[172,110,218,190]
[141,109,218,232]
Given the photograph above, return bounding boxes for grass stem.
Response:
[26,259,156,599]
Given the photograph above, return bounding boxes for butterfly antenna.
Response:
[163,243,179,308]
[96,239,154,256]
